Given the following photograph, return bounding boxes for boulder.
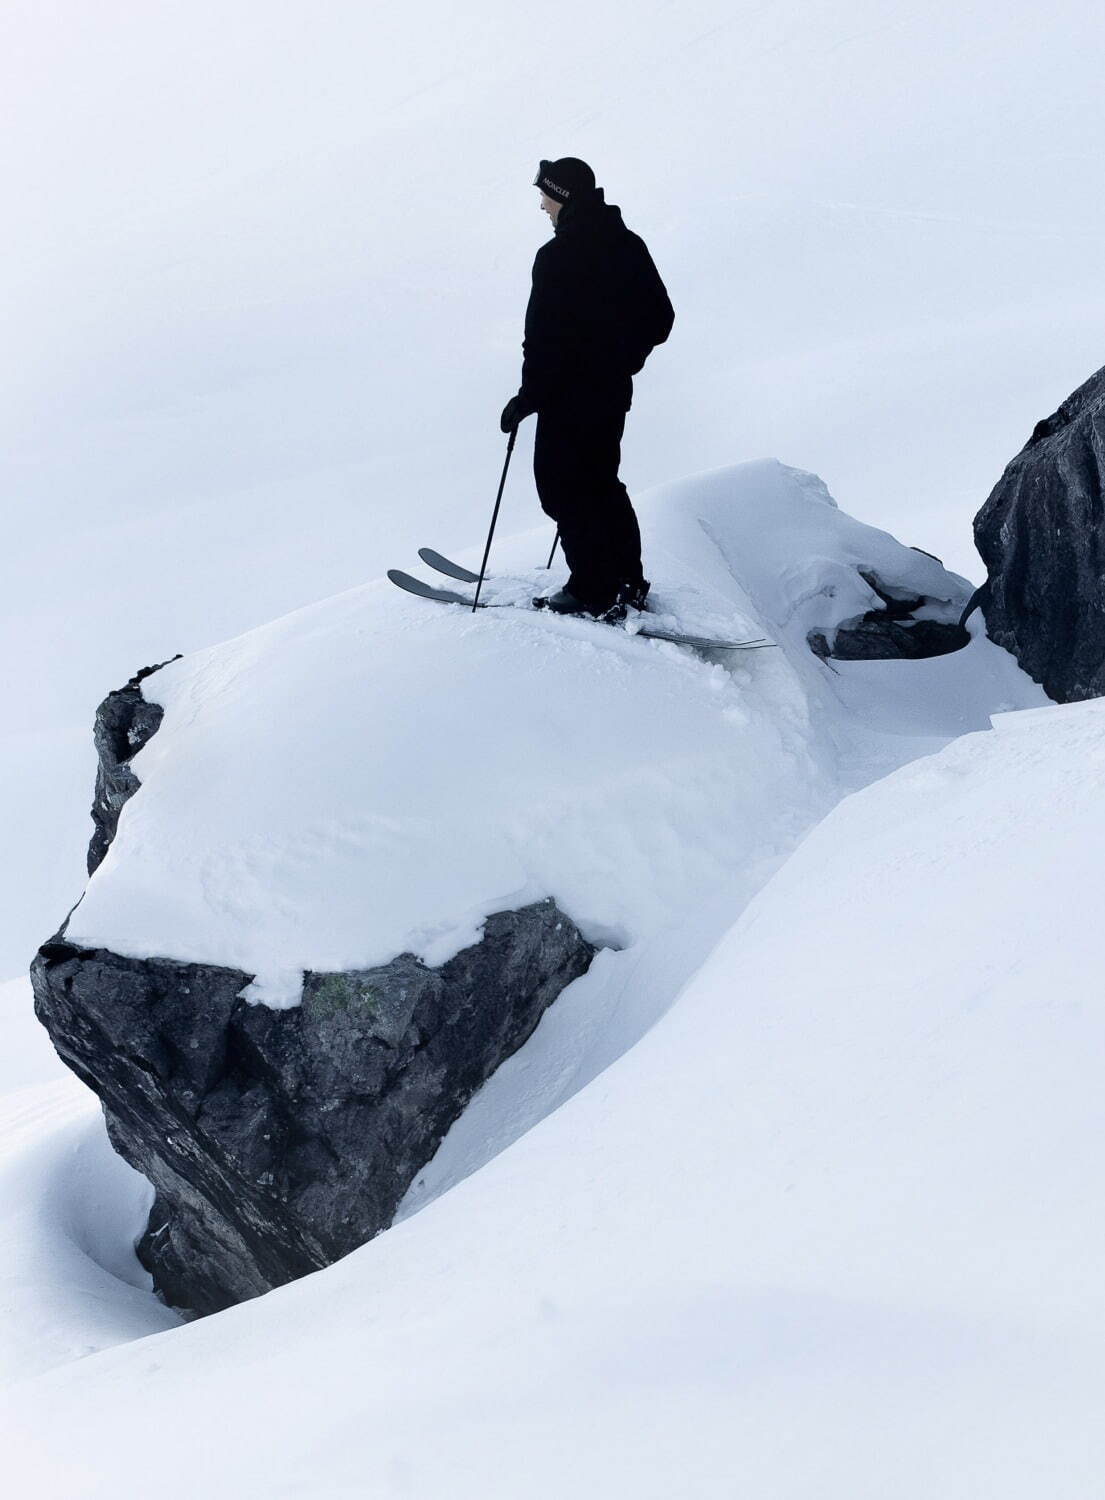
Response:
[807,566,968,662]
[38,659,597,1316]
[33,899,595,1317]
[974,365,1105,702]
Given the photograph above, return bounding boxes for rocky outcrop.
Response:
[41,660,599,1317]
[808,567,968,662]
[88,656,181,873]
[974,366,1105,702]
[33,900,595,1317]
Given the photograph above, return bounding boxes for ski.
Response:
[417,547,482,584]
[389,569,498,607]
[387,570,775,652]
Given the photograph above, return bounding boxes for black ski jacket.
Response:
[516,187,674,415]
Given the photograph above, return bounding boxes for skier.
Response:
[500,157,675,620]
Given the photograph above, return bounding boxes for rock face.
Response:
[33,901,595,1317]
[37,661,597,1317]
[974,365,1105,702]
[807,567,968,662]
[88,657,181,874]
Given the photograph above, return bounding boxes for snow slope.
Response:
[5,689,1101,1499]
[0,460,1057,1487]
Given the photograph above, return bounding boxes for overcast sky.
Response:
[3,0,1104,972]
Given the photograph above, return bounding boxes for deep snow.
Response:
[6,685,1103,1499]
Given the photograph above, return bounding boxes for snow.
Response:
[0,978,180,1383]
[0,457,1060,1484]
[62,461,1041,1008]
[5,682,1103,1498]
[4,5,1102,1478]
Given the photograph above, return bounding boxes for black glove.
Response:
[500,394,534,433]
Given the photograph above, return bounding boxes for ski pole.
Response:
[473,427,517,612]
[545,529,560,569]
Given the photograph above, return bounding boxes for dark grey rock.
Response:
[857,569,925,620]
[974,365,1105,702]
[807,567,968,662]
[32,900,595,1317]
[810,616,969,661]
[88,656,181,874]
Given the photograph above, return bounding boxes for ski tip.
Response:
[417,548,482,584]
[387,567,455,598]
[387,568,417,587]
[388,567,481,608]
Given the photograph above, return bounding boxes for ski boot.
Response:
[533,578,650,625]
[533,587,589,614]
[596,578,651,621]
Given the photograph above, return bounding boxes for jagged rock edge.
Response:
[88,655,182,874]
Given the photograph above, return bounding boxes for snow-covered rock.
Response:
[55,461,1040,997]
[30,460,1046,1319]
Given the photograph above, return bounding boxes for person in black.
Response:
[500,157,674,619]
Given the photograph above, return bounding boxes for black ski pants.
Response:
[532,392,644,611]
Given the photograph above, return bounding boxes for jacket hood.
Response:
[554,186,624,236]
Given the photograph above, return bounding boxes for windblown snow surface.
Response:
[9,460,1102,1498]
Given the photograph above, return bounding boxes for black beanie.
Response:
[533,157,596,204]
